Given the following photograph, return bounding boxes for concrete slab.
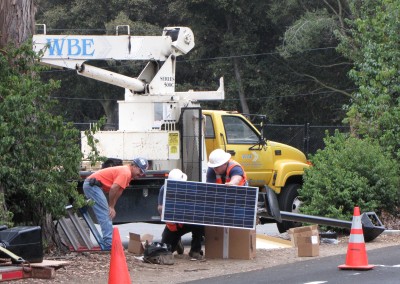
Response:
[256,234,292,249]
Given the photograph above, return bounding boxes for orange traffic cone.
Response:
[338,207,374,270]
[108,227,131,283]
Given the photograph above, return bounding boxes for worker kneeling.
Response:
[158,169,204,260]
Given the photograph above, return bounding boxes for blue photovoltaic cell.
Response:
[162,180,259,229]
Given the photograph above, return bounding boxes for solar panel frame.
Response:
[162,180,259,230]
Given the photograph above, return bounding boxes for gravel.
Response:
[17,230,399,284]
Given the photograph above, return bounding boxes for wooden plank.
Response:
[29,267,56,279]
[0,264,58,281]
[0,260,69,281]
[30,260,70,268]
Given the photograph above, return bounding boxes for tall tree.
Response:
[268,0,354,124]
[168,0,270,114]
[167,0,352,124]
[0,0,36,48]
[0,0,37,226]
[339,0,400,159]
[0,0,85,251]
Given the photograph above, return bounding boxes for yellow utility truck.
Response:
[33,25,309,232]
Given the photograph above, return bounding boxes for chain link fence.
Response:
[263,124,350,157]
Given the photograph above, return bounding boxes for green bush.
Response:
[300,131,400,222]
[0,43,84,225]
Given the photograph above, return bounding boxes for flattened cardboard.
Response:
[128,232,153,254]
[205,226,256,260]
[128,233,142,254]
[288,225,319,247]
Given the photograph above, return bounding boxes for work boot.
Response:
[189,249,203,260]
[175,239,184,255]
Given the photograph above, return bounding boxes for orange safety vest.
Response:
[166,222,184,231]
[215,159,248,186]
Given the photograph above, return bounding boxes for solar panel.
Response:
[162,180,259,229]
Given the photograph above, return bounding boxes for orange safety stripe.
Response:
[215,160,247,186]
[166,222,184,231]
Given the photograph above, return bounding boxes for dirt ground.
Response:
[17,231,400,284]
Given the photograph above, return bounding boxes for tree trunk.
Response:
[0,185,13,227]
[0,0,36,48]
[225,14,249,114]
[232,57,250,114]
[41,212,69,254]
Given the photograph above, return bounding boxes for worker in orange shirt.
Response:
[83,157,148,250]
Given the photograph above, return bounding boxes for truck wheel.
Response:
[276,183,302,233]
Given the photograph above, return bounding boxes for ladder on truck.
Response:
[57,204,104,251]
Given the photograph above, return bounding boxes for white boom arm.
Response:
[76,63,146,92]
[33,27,194,66]
[33,26,196,94]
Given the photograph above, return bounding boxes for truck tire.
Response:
[276,183,302,233]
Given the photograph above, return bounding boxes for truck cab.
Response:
[204,110,274,188]
[204,110,308,190]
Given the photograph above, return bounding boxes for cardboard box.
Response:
[128,233,153,255]
[297,235,319,257]
[288,225,319,257]
[288,225,319,247]
[205,226,256,260]
[229,227,256,260]
[204,226,225,259]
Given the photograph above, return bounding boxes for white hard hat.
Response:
[168,169,187,181]
[207,149,231,168]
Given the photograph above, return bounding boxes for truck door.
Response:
[206,113,274,188]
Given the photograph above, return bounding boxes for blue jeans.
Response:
[83,181,112,249]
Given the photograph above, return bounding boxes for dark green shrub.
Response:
[300,131,400,222]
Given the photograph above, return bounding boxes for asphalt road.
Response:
[184,245,400,284]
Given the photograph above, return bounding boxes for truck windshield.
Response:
[222,116,259,144]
